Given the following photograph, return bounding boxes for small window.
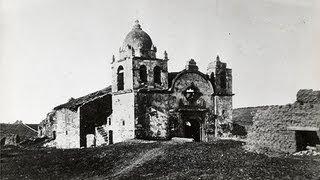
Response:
[122,120,125,126]
[139,65,147,83]
[66,131,68,135]
[154,66,161,84]
[52,131,56,140]
[109,118,111,125]
[117,66,124,91]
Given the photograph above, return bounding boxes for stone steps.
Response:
[97,126,108,142]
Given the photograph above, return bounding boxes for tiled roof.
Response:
[54,85,111,111]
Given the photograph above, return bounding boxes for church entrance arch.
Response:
[179,109,206,142]
[184,118,200,141]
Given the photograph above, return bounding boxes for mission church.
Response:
[38,20,233,148]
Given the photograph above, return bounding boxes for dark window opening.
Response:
[122,120,125,126]
[117,66,124,91]
[182,84,202,104]
[139,65,147,83]
[154,66,161,84]
[109,130,113,144]
[220,70,226,89]
[52,131,56,140]
[295,131,320,151]
[16,135,20,143]
[66,131,68,135]
[108,118,111,125]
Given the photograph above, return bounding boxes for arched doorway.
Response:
[184,119,200,141]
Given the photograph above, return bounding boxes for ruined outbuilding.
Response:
[234,89,320,153]
[0,121,38,146]
[39,21,233,148]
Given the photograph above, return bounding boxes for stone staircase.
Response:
[96,126,108,143]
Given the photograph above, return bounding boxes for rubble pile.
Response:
[293,146,320,156]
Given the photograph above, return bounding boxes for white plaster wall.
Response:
[54,108,80,148]
[111,92,135,143]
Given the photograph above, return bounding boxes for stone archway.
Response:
[184,118,200,141]
[178,109,206,142]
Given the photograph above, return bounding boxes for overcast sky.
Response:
[1,0,319,124]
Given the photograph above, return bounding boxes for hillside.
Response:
[1,140,319,179]
[0,123,38,145]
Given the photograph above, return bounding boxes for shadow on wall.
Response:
[295,131,320,151]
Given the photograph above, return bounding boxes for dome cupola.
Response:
[123,20,153,50]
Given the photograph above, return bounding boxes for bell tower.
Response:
[207,55,233,137]
[109,20,169,143]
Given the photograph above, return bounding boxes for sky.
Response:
[1,0,319,124]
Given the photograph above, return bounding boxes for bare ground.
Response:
[1,140,319,180]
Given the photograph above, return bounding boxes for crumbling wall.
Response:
[246,103,320,153]
[38,110,57,139]
[215,96,233,136]
[54,108,80,148]
[296,89,320,104]
[135,92,170,139]
[111,92,135,143]
[4,134,20,146]
[232,106,270,137]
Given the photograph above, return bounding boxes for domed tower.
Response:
[111,20,169,92]
[109,21,169,143]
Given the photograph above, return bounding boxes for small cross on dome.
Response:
[133,20,141,29]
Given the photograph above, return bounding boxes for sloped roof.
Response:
[0,123,38,141]
[27,124,38,131]
[54,85,112,111]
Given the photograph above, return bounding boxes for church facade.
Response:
[38,21,233,148]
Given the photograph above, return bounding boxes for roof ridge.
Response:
[21,123,38,133]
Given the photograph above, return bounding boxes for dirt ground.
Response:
[1,140,319,179]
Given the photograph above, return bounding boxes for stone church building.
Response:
[38,21,233,148]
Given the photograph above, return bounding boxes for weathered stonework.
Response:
[39,21,234,148]
[240,89,320,153]
[39,87,112,148]
[54,108,80,149]
[38,110,57,139]
[297,89,320,104]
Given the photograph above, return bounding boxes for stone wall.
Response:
[246,102,320,153]
[170,71,216,141]
[111,56,134,92]
[132,58,168,90]
[111,92,135,143]
[232,106,270,136]
[214,96,233,136]
[296,89,320,104]
[54,108,80,148]
[38,110,57,139]
[135,92,170,139]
